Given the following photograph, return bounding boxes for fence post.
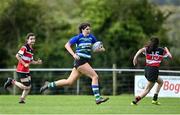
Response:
[13,66,17,95]
[112,64,117,95]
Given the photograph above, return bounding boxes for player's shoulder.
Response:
[71,33,83,39]
[89,33,95,37]
[20,44,27,50]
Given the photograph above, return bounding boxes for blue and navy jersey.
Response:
[69,33,97,58]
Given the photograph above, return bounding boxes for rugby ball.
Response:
[92,41,103,52]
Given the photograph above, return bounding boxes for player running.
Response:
[131,36,172,105]
[4,33,42,104]
[40,22,109,105]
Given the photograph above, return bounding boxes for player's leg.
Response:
[140,81,154,98]
[40,68,81,93]
[131,81,154,105]
[18,74,31,104]
[152,77,163,105]
[19,87,31,104]
[4,73,30,90]
[78,63,109,104]
[4,77,13,89]
[13,80,30,90]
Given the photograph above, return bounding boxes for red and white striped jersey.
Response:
[16,44,33,73]
[144,47,168,67]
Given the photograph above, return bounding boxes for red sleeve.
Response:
[17,46,26,56]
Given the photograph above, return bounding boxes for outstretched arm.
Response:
[31,58,42,65]
[133,48,145,66]
[164,47,172,59]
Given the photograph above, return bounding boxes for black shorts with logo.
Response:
[145,66,159,83]
[74,57,91,69]
[17,72,31,86]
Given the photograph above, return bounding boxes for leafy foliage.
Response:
[0,0,171,68]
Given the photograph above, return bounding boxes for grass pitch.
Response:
[0,95,179,114]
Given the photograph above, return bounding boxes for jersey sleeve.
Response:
[69,35,79,45]
[17,46,26,58]
[91,34,97,43]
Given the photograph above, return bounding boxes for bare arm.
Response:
[133,48,145,66]
[164,47,172,59]
[65,42,80,60]
[31,58,42,65]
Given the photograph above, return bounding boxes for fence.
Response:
[0,67,180,95]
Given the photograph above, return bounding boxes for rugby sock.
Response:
[92,85,101,100]
[153,94,158,101]
[48,82,57,90]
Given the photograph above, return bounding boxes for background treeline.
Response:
[0,0,180,94]
[0,0,179,69]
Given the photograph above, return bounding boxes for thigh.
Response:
[78,63,98,78]
[17,72,31,86]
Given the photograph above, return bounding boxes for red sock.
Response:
[135,96,141,103]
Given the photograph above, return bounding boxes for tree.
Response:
[79,0,170,68]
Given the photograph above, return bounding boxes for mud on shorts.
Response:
[17,72,31,86]
[145,66,159,83]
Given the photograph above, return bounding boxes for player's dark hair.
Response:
[146,36,159,53]
[26,33,35,40]
[78,22,91,33]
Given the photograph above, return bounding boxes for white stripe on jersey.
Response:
[77,53,91,58]
[79,43,92,47]
[146,59,161,64]
[18,50,24,55]
[77,49,91,52]
[21,55,32,61]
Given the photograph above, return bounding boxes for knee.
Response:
[158,79,163,86]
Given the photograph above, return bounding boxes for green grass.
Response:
[0,95,180,114]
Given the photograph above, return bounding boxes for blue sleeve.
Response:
[69,35,79,45]
[90,34,97,43]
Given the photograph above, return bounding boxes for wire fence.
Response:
[0,67,180,96]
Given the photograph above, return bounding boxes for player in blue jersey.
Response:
[40,22,109,104]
